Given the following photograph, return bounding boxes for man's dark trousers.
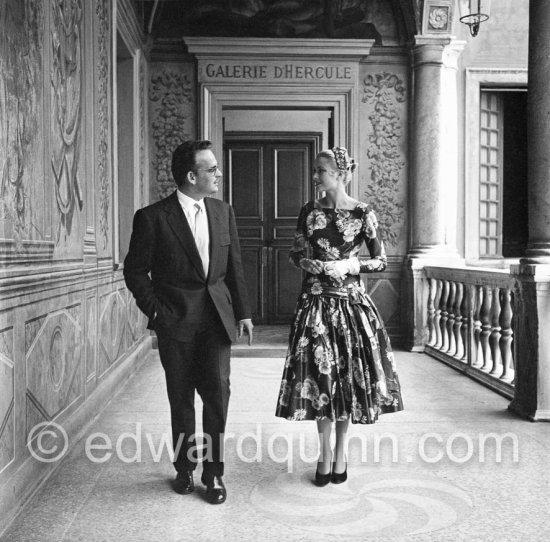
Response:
[157,298,230,478]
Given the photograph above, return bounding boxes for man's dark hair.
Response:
[171,140,213,187]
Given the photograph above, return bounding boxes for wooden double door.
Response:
[224,134,319,324]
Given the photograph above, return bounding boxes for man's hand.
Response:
[238,318,254,345]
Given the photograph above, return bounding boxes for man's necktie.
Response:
[193,203,209,276]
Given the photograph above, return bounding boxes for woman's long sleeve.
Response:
[289,203,310,268]
[357,208,387,273]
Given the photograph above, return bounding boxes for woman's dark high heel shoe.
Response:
[331,462,348,484]
[315,468,331,487]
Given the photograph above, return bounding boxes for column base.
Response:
[508,401,550,422]
[406,248,464,268]
[509,263,550,422]
[521,243,550,265]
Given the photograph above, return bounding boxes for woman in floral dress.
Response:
[275,147,403,486]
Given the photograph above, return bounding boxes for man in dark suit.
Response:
[124,140,253,505]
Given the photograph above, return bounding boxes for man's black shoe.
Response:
[201,474,227,504]
[174,471,194,494]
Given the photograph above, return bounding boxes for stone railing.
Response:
[423,267,516,399]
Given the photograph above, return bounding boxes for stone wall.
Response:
[0,0,151,531]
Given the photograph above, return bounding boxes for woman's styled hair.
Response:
[317,146,357,184]
[171,140,213,187]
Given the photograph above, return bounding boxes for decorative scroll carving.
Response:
[149,70,194,200]
[50,0,84,243]
[96,0,111,249]
[0,0,43,249]
[362,72,406,248]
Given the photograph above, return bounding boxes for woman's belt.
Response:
[303,281,366,303]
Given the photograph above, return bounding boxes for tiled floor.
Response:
[2,328,550,541]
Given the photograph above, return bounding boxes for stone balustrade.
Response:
[423,266,516,399]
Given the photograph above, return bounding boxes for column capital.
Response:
[411,36,466,68]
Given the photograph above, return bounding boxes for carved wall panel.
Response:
[50,0,84,247]
[139,53,148,207]
[25,307,82,434]
[0,0,46,257]
[126,288,146,347]
[98,289,127,376]
[0,326,15,472]
[85,292,97,381]
[361,69,408,255]
[149,63,196,202]
[95,0,112,253]
[364,261,404,343]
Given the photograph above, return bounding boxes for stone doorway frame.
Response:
[184,38,375,201]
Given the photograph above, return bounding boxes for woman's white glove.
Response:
[324,257,360,279]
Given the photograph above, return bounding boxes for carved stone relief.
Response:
[96,0,111,250]
[50,0,84,244]
[25,308,82,434]
[362,72,407,249]
[0,327,14,472]
[149,67,195,201]
[0,0,43,250]
[98,290,127,376]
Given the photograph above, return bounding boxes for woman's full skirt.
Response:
[275,282,404,424]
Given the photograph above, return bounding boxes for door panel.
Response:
[274,148,308,218]
[229,148,263,219]
[224,136,315,324]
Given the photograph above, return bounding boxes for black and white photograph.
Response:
[1,0,549,540]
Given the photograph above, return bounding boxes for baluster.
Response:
[472,285,483,368]
[453,282,464,359]
[462,284,474,364]
[433,280,443,349]
[489,287,502,375]
[446,281,456,354]
[439,280,449,353]
[427,278,436,346]
[479,286,492,371]
[499,289,514,383]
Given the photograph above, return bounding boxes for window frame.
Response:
[464,68,527,267]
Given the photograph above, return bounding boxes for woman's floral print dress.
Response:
[275,201,404,424]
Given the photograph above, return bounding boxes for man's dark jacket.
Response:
[123,191,250,342]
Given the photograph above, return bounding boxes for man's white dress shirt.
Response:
[177,190,210,276]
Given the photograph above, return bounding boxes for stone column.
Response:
[523,0,550,264]
[509,0,550,421]
[409,36,465,258]
[404,37,465,350]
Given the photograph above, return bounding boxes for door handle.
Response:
[261,246,268,267]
